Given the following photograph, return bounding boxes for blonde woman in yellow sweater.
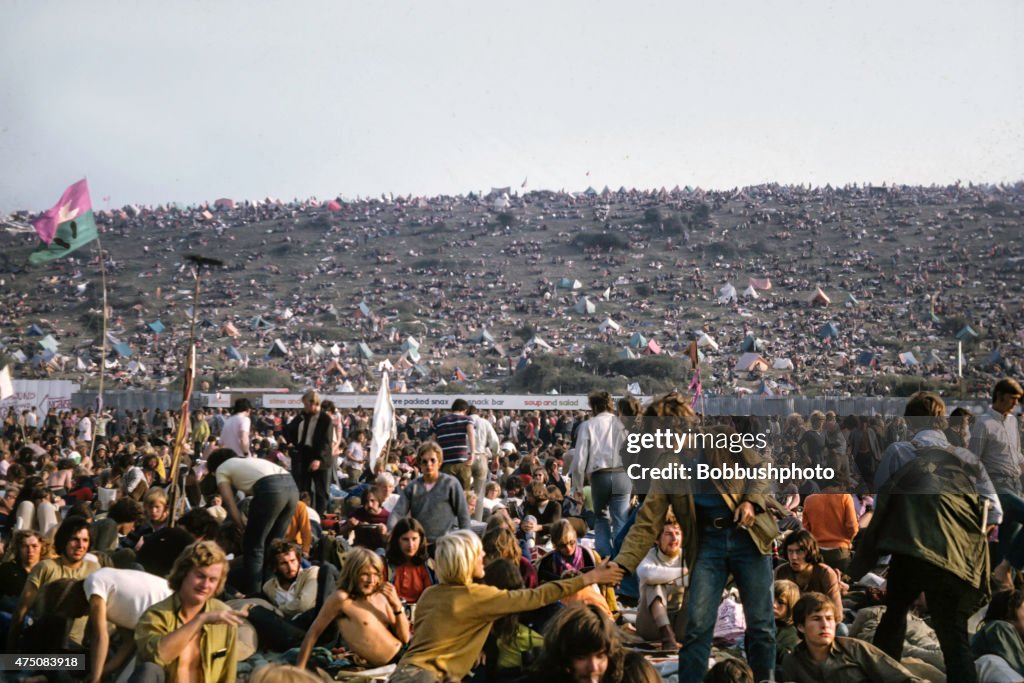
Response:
[389,530,623,683]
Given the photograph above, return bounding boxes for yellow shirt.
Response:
[27,557,100,645]
[135,594,238,683]
[400,575,587,679]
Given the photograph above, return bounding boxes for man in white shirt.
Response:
[207,448,299,595]
[81,567,174,683]
[468,405,500,521]
[220,398,253,458]
[572,390,629,558]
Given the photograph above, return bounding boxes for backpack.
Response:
[312,530,350,572]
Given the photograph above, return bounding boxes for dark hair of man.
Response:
[54,517,92,557]
[504,474,524,496]
[268,538,300,565]
[949,406,974,430]
[588,390,613,414]
[205,447,237,474]
[703,657,754,683]
[450,398,470,412]
[792,591,840,630]
[904,391,947,432]
[783,529,825,565]
[178,508,220,540]
[993,378,1024,403]
[232,398,252,415]
[108,497,144,525]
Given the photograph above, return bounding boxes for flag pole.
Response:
[167,255,223,526]
[88,235,108,465]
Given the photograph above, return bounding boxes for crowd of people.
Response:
[2,183,1021,399]
[2,377,1024,681]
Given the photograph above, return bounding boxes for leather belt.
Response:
[703,517,735,529]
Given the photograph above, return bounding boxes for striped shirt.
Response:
[433,413,473,464]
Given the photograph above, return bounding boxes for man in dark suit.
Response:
[286,390,335,515]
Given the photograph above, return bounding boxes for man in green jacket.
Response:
[849,392,991,683]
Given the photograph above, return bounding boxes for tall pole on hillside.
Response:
[88,236,109,466]
[167,255,223,526]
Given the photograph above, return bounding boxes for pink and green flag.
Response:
[29,178,98,265]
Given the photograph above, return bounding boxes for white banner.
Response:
[259,393,594,411]
[0,379,80,414]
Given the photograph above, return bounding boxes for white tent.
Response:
[598,318,621,334]
[718,283,738,304]
[772,358,794,370]
[493,194,510,210]
[527,336,552,351]
[601,287,612,300]
[697,333,719,351]
[574,297,596,315]
[742,285,759,299]
[401,336,420,352]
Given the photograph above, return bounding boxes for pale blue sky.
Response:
[2,0,1021,213]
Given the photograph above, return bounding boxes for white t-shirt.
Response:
[220,413,251,457]
[77,416,93,442]
[215,457,290,495]
[83,568,174,629]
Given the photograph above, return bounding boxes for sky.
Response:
[1,0,1021,213]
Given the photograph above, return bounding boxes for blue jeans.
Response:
[590,469,631,558]
[240,474,298,595]
[997,492,1024,568]
[613,504,639,600]
[679,526,775,683]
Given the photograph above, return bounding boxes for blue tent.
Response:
[515,356,531,372]
[956,325,979,341]
[26,324,44,337]
[356,342,374,360]
[148,320,166,334]
[857,351,876,367]
[226,346,243,361]
[110,342,133,358]
[818,323,839,340]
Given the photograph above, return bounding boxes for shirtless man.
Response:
[132,541,247,683]
[296,547,411,669]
